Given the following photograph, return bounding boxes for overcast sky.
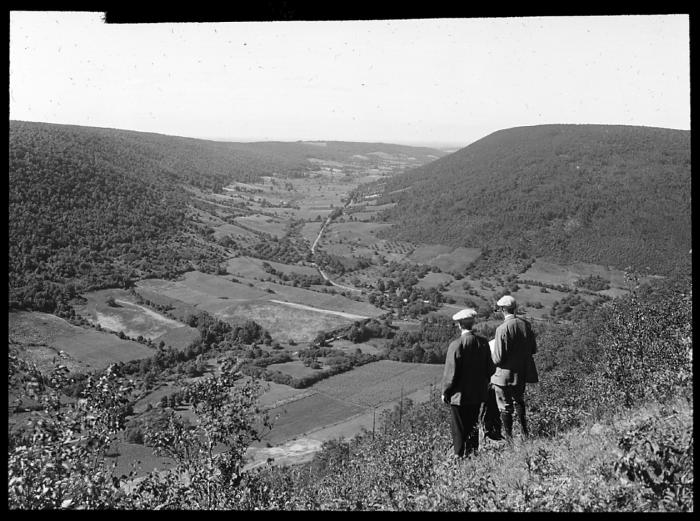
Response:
[10,12,690,148]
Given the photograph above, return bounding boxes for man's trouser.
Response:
[449,403,481,457]
[480,384,503,440]
[493,383,528,439]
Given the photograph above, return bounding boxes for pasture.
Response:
[138,271,270,306]
[409,245,482,272]
[267,360,327,379]
[132,383,180,413]
[8,311,153,371]
[300,221,325,245]
[329,338,387,356]
[136,271,384,342]
[518,258,633,291]
[252,279,384,317]
[152,327,201,351]
[415,272,455,289]
[212,222,258,241]
[77,288,199,347]
[508,284,572,318]
[325,221,391,244]
[226,256,319,280]
[235,214,288,238]
[215,300,352,342]
[107,441,175,477]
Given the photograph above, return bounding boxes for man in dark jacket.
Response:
[491,295,537,442]
[441,308,495,458]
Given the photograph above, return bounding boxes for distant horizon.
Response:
[10,118,689,153]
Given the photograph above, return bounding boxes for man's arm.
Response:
[528,322,538,355]
[483,338,496,377]
[441,340,462,401]
[491,327,507,366]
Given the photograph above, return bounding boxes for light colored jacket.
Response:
[490,315,537,387]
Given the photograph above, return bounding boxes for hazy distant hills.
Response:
[239,140,446,164]
[9,121,307,191]
[10,122,446,191]
[8,121,444,312]
[377,124,691,276]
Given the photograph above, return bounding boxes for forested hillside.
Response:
[376,125,691,276]
[7,122,291,311]
[9,122,444,314]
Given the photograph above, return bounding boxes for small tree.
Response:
[314,331,327,347]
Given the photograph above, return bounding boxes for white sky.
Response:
[10,12,690,147]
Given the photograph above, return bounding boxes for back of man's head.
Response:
[501,304,516,315]
[457,317,475,330]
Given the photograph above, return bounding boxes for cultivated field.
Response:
[254,380,315,409]
[261,392,365,445]
[245,360,443,467]
[311,360,444,408]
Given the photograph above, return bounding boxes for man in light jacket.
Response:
[491,295,537,442]
[441,308,495,458]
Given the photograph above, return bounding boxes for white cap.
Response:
[452,308,478,321]
[496,295,516,308]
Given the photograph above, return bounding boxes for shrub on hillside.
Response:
[614,401,693,511]
[598,276,692,408]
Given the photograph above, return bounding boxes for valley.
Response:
[8,122,687,479]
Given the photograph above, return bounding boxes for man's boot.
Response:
[515,403,529,438]
[500,412,513,443]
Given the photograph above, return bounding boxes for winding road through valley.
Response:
[309,206,362,293]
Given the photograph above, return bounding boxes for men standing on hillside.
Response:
[491,295,538,442]
[441,308,494,458]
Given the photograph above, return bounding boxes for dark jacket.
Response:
[491,315,538,387]
[442,331,495,406]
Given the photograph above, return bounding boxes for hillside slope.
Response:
[376,124,691,276]
[8,121,444,312]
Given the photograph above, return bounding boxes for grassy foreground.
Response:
[241,392,692,511]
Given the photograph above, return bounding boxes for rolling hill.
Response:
[8,121,445,313]
[375,124,691,276]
